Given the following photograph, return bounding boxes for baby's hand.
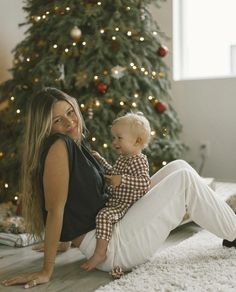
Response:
[104,175,121,187]
[91,150,102,160]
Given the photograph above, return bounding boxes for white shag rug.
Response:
[96,230,236,292]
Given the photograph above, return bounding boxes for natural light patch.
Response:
[173,0,236,80]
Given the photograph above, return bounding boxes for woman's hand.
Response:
[1,270,50,289]
[104,175,122,187]
[91,150,102,160]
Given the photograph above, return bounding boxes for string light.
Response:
[100,29,105,34]
[140,37,145,41]
[127,31,132,36]
[82,41,86,46]
[92,137,96,141]
[5,183,8,188]
[132,102,137,107]
[120,101,125,106]
[65,48,69,53]
[112,36,116,40]
[162,161,167,166]
[10,96,15,101]
[53,44,58,48]
[151,130,156,136]
[94,75,99,80]
[115,27,119,31]
[97,2,102,5]
[16,109,20,114]
[80,103,85,108]
[103,143,108,148]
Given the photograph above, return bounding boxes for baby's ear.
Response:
[135,137,143,145]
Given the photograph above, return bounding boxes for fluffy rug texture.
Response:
[96,230,236,292]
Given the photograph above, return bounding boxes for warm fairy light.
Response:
[148,95,153,100]
[162,161,167,166]
[126,6,131,10]
[95,100,100,106]
[144,71,148,75]
[133,66,137,70]
[66,7,70,11]
[94,75,98,80]
[127,31,132,36]
[65,48,69,53]
[140,37,145,41]
[141,67,145,72]
[26,58,30,62]
[10,96,15,101]
[46,11,50,15]
[112,36,116,40]
[5,183,8,188]
[92,137,96,141]
[115,27,119,31]
[36,16,41,21]
[34,78,39,82]
[53,44,58,48]
[82,42,86,46]
[42,15,46,19]
[130,62,134,67]
[151,130,156,136]
[16,109,21,114]
[80,104,85,108]
[14,195,18,201]
[152,71,157,76]
[159,72,165,78]
[134,93,139,98]
[103,143,108,148]
[0,152,3,157]
[100,29,105,34]
[132,102,137,107]
[153,31,158,35]
[120,101,125,106]
[97,2,102,5]
[72,42,76,46]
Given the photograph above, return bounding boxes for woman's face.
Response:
[51,100,80,141]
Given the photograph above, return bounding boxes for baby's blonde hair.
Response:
[112,112,151,149]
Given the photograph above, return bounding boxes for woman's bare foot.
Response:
[80,252,106,271]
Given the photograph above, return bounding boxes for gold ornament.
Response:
[70,26,82,41]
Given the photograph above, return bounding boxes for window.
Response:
[173,0,236,80]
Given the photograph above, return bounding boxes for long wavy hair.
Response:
[21,88,85,238]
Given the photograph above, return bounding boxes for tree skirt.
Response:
[96,230,236,292]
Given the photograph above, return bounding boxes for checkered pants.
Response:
[96,204,130,241]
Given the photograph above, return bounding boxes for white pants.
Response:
[79,160,236,271]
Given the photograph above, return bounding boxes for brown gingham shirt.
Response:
[99,154,151,208]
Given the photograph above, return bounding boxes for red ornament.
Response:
[96,82,108,94]
[154,101,168,113]
[157,45,169,57]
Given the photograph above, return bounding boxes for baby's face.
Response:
[111,122,141,156]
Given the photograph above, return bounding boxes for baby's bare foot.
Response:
[81,253,106,271]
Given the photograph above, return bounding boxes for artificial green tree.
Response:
[0,0,186,203]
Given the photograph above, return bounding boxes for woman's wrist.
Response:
[43,260,55,277]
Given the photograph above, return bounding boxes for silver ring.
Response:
[33,279,37,286]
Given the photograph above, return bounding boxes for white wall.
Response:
[151,0,236,182]
[1,1,235,181]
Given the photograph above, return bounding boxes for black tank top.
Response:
[40,133,107,241]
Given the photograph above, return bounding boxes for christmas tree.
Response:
[0,0,186,203]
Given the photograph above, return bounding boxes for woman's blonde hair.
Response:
[21,88,84,238]
[112,112,151,149]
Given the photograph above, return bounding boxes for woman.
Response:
[2,88,236,289]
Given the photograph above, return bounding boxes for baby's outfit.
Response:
[96,154,150,241]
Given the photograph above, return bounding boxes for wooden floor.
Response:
[0,223,201,292]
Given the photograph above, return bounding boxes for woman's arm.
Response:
[2,139,69,288]
[42,139,69,277]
